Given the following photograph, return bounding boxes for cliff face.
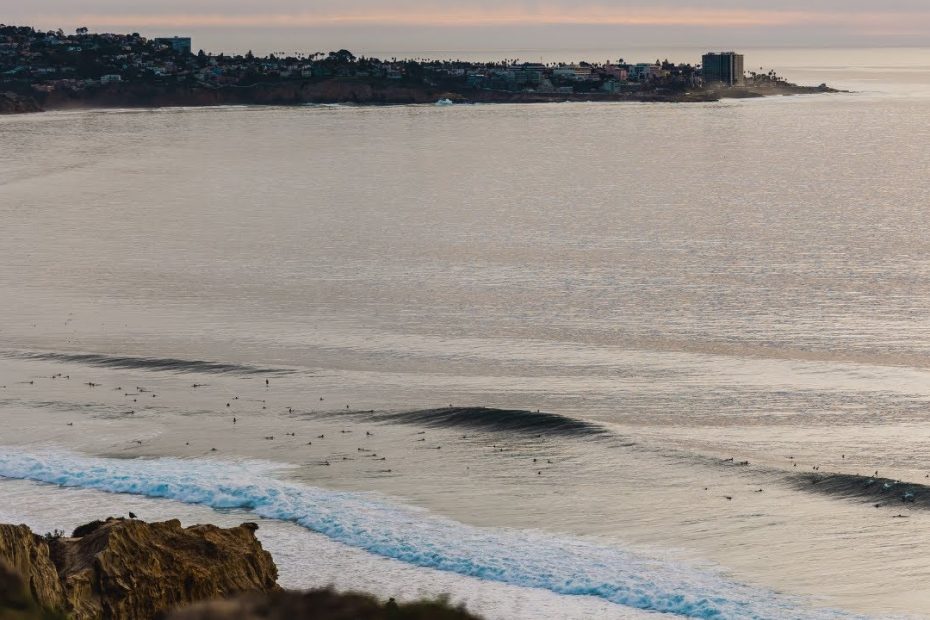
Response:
[0,93,42,114]
[40,79,446,110]
[0,560,65,620]
[0,519,278,620]
[0,526,64,614]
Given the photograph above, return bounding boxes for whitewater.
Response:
[0,448,854,619]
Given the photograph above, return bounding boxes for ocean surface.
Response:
[3,49,930,618]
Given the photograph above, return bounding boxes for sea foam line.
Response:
[0,449,852,620]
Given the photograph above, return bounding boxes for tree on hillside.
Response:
[328,49,356,64]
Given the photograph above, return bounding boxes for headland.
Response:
[0,25,836,114]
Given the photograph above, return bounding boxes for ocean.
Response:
[2,48,930,618]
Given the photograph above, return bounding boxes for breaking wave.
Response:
[0,448,853,619]
[5,351,289,375]
[379,407,606,437]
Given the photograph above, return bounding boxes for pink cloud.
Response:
[33,6,917,29]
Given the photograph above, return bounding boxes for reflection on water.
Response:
[3,55,930,617]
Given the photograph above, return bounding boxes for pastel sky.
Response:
[7,1,930,54]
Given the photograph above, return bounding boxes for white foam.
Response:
[0,448,856,619]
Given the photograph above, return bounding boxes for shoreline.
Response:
[2,80,838,115]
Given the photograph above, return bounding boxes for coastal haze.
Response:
[5,11,930,620]
[12,0,930,50]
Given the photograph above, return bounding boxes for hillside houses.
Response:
[1,24,704,99]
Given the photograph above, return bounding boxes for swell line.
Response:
[319,406,607,438]
[3,351,291,376]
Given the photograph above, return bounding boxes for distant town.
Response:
[0,24,834,113]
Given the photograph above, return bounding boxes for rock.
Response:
[0,519,278,620]
[0,526,64,613]
[0,560,66,620]
[1,520,483,620]
[168,589,483,620]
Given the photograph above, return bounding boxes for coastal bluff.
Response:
[0,93,41,114]
[1,79,838,115]
[0,519,278,620]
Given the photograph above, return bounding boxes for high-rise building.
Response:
[154,37,192,55]
[701,52,744,86]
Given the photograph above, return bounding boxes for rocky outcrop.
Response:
[0,93,41,114]
[0,519,278,620]
[0,526,64,614]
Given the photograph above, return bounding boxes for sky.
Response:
[5,1,930,56]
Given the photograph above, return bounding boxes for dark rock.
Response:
[167,589,483,620]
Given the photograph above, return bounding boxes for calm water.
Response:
[2,51,930,618]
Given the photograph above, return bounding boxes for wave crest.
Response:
[0,449,852,619]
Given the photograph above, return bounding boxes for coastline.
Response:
[2,79,838,115]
